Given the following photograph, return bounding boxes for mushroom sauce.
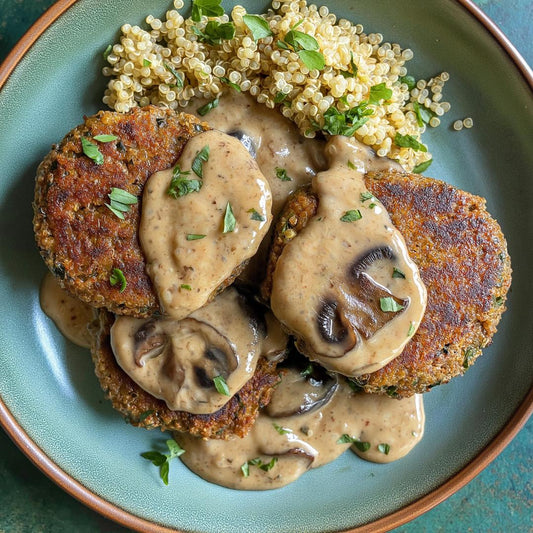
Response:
[40,92,428,490]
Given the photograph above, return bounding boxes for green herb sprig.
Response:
[191,0,224,22]
[167,166,202,198]
[141,439,185,485]
[109,268,127,292]
[277,21,325,71]
[380,297,405,313]
[213,375,230,396]
[106,187,138,219]
[222,202,236,233]
[337,434,371,452]
[192,20,235,45]
[243,15,272,41]
[241,457,278,477]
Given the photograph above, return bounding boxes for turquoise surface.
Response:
[0,0,531,531]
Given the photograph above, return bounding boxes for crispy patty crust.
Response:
[90,309,282,439]
[33,106,209,317]
[262,170,512,397]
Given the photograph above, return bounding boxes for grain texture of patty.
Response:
[90,309,282,439]
[262,170,512,398]
[33,106,210,318]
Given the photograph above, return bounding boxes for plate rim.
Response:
[0,0,532,531]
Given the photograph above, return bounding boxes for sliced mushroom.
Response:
[266,366,338,418]
[315,247,408,358]
[133,320,168,367]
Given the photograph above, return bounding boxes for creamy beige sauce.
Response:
[140,129,272,319]
[39,272,95,348]
[176,368,424,490]
[270,136,427,376]
[110,288,287,414]
[187,91,326,216]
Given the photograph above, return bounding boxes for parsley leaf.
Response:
[380,297,405,312]
[93,134,118,142]
[197,97,219,116]
[413,158,433,174]
[273,423,291,435]
[213,375,230,396]
[394,133,427,152]
[167,166,202,198]
[243,15,272,41]
[247,208,265,221]
[218,76,241,92]
[368,82,392,105]
[191,145,210,178]
[277,26,325,71]
[186,234,206,240]
[392,267,406,279]
[141,439,185,485]
[191,0,224,22]
[378,443,391,455]
[337,434,371,452]
[81,137,103,165]
[340,52,358,78]
[164,62,184,88]
[222,202,236,233]
[340,209,362,222]
[407,322,416,337]
[109,268,127,292]
[318,102,373,136]
[412,101,435,127]
[192,21,235,45]
[106,187,138,219]
[400,75,416,91]
[275,167,292,181]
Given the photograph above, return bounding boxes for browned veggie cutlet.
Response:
[90,309,282,439]
[262,169,511,398]
[33,106,211,318]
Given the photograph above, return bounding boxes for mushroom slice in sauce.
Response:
[110,288,269,415]
[270,136,427,377]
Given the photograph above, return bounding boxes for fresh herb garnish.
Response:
[300,363,314,377]
[247,208,265,221]
[141,439,185,485]
[274,92,287,104]
[222,202,236,233]
[192,20,235,45]
[463,347,475,369]
[109,268,127,292]
[213,375,230,395]
[219,76,241,92]
[81,137,104,165]
[392,267,406,279]
[103,44,112,60]
[164,62,184,88]
[143,58,152,68]
[412,101,435,127]
[93,134,118,142]
[318,102,373,136]
[347,160,356,170]
[106,187,138,219]
[191,145,210,178]
[337,434,371,452]
[378,443,391,455]
[413,158,433,174]
[340,51,358,78]
[180,284,192,290]
[273,423,291,435]
[368,83,392,105]
[243,14,272,41]
[191,0,224,21]
[400,75,416,91]
[167,166,202,198]
[380,297,405,312]
[277,22,325,71]
[360,192,375,202]
[407,322,416,337]
[241,457,278,476]
[394,133,427,152]
[340,209,362,222]
[197,97,219,116]
[275,167,292,181]
[186,233,206,240]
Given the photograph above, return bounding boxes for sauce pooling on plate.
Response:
[176,367,424,490]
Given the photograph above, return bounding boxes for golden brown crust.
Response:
[90,310,282,439]
[262,169,512,397]
[33,106,209,317]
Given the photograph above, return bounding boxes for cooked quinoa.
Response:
[102,0,452,171]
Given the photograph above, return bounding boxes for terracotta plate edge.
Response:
[0,0,532,532]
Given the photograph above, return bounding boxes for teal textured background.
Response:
[0,0,531,531]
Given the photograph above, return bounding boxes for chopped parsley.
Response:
[394,133,428,152]
[340,51,358,78]
[141,439,185,485]
[191,145,210,178]
[81,137,103,165]
[186,233,206,240]
[463,347,476,369]
[192,20,235,45]
[197,97,219,116]
[109,268,127,292]
[413,158,433,174]
[191,0,224,22]
[213,375,230,395]
[273,423,291,435]
[368,82,392,105]
[337,434,371,452]
[106,187,138,219]
[93,134,118,142]
[167,166,202,198]
[360,192,375,202]
[407,322,416,337]
[317,102,373,136]
[143,58,152,68]
[347,160,356,170]
[180,284,192,291]
[242,14,272,41]
[218,76,241,92]
[247,208,265,221]
[340,209,362,222]
[412,101,435,127]
[103,44,112,60]
[222,202,236,233]
[378,443,391,455]
[277,22,325,71]
[241,457,278,476]
[400,75,416,91]
[275,167,292,181]
[164,62,184,88]
[380,297,405,313]
[392,267,406,279]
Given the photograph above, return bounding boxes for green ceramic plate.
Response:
[0,1,531,531]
